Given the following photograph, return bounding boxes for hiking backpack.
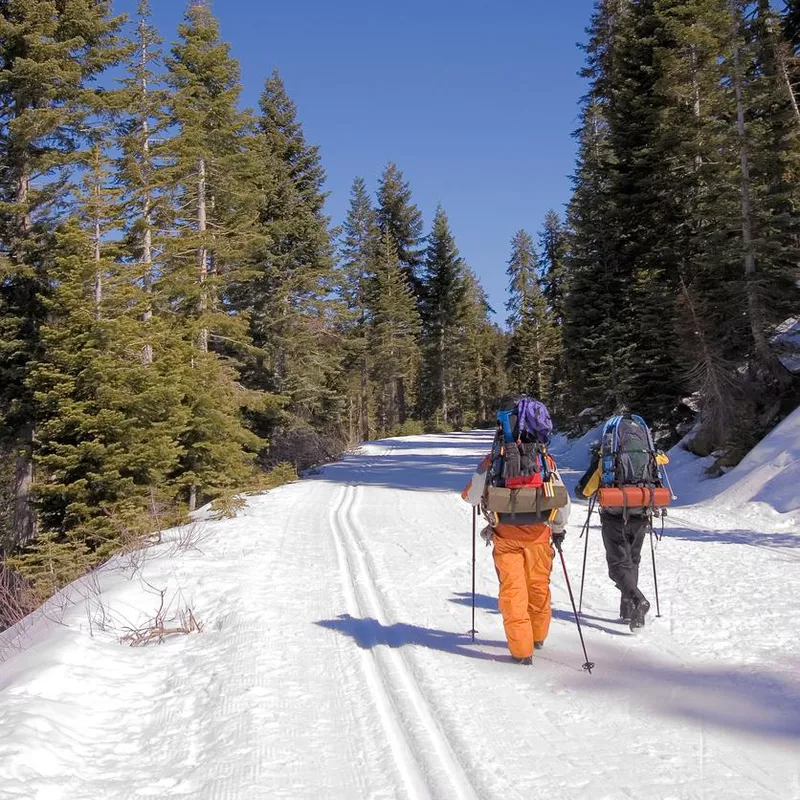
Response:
[485,395,567,515]
[597,414,671,509]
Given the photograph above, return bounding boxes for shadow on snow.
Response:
[315,613,508,663]
[585,646,800,742]
[662,524,800,551]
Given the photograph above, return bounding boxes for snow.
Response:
[772,317,800,374]
[1,426,799,799]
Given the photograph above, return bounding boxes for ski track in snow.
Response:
[329,483,480,800]
[0,427,799,799]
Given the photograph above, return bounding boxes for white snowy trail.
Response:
[0,429,799,800]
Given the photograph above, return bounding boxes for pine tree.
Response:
[242,71,342,436]
[0,0,124,546]
[116,0,169,366]
[162,1,267,510]
[562,0,634,423]
[505,230,558,403]
[338,176,380,442]
[538,211,568,327]
[650,0,745,449]
[368,233,421,433]
[376,163,425,297]
[538,211,568,419]
[603,0,686,426]
[419,206,468,426]
[451,269,507,427]
[23,220,188,588]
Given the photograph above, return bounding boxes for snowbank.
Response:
[666,406,800,527]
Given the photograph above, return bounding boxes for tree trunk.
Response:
[141,196,154,364]
[396,377,406,425]
[360,346,370,441]
[11,424,36,547]
[93,205,102,317]
[197,157,208,353]
[439,326,447,424]
[11,160,37,546]
[140,26,154,365]
[475,351,486,423]
[690,44,703,170]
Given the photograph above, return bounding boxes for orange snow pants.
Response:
[492,536,553,660]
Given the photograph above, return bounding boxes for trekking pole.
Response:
[649,523,662,618]
[578,495,596,614]
[554,539,595,674]
[469,506,477,641]
[660,462,678,501]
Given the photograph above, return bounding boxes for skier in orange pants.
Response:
[463,453,570,664]
[493,527,554,660]
[487,513,567,663]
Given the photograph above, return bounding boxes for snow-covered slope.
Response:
[0,430,798,799]
[667,406,800,525]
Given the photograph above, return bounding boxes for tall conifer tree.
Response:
[419,206,468,425]
[368,233,421,433]
[243,71,341,433]
[338,176,380,441]
[162,1,265,510]
[0,0,124,546]
[505,230,558,403]
[376,163,425,297]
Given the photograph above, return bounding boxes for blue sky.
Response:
[113,0,596,323]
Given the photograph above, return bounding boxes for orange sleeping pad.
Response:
[597,486,672,508]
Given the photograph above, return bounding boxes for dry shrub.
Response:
[0,562,38,632]
[263,427,344,473]
[119,585,203,647]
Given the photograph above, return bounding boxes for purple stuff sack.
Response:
[516,397,553,444]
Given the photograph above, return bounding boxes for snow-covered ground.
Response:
[1,411,799,799]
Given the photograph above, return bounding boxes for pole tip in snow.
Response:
[583,661,595,674]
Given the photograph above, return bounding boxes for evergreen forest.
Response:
[1,0,798,605]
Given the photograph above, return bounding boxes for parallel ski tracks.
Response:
[328,483,481,800]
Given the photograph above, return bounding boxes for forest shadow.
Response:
[314,453,484,492]
[663,524,800,551]
[584,646,800,741]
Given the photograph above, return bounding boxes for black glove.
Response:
[551,532,565,550]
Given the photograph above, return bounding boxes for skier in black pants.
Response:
[576,443,651,629]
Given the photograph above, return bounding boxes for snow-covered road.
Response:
[1,426,798,799]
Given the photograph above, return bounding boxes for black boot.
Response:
[511,655,533,665]
[619,596,634,622]
[629,596,650,630]
[534,640,544,650]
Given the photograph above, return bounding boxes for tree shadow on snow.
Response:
[314,453,484,493]
[585,647,800,741]
[315,614,512,663]
[448,592,630,638]
[306,432,495,493]
[663,524,800,552]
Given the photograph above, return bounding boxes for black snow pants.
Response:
[599,512,649,601]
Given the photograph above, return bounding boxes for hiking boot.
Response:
[512,655,533,665]
[620,597,634,622]
[534,640,544,650]
[629,598,651,631]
